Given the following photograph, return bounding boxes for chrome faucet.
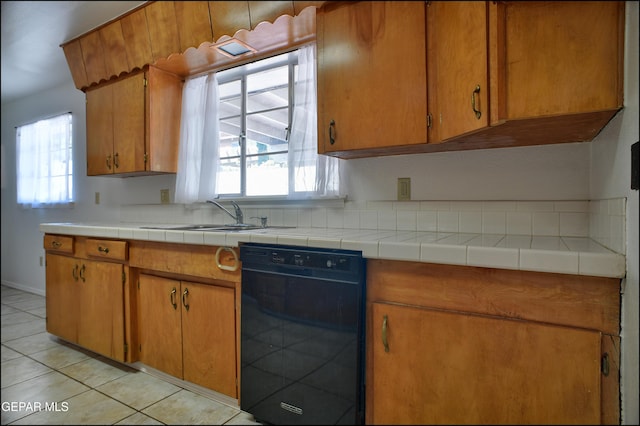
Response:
[206,199,244,225]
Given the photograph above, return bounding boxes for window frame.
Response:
[216,51,298,198]
[15,112,74,208]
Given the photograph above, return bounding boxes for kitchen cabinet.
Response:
[62,1,319,91]
[129,241,241,398]
[318,1,624,158]
[137,274,237,398]
[44,235,129,362]
[316,1,428,156]
[85,66,182,176]
[426,1,488,144]
[366,260,621,424]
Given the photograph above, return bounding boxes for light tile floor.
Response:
[1,285,259,425]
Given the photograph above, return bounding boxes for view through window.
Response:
[217,52,296,196]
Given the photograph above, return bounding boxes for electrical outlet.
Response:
[95,192,100,204]
[160,189,170,204]
[397,178,411,201]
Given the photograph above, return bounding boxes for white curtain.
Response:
[16,112,73,207]
[174,73,220,204]
[288,44,341,197]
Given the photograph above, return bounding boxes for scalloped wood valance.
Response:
[61,1,324,91]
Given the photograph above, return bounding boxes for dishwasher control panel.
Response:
[240,243,365,280]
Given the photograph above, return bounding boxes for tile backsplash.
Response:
[120,198,626,255]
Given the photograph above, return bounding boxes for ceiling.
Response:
[1,1,147,105]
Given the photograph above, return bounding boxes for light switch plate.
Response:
[397,178,411,201]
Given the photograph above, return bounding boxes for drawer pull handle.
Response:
[98,246,110,254]
[382,314,389,353]
[182,288,190,311]
[51,241,62,248]
[216,246,239,272]
[170,287,177,310]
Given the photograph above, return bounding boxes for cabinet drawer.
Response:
[129,241,240,282]
[43,235,74,254]
[86,239,128,261]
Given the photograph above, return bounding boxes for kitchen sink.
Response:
[140,224,293,232]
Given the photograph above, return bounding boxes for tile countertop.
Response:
[39,222,626,279]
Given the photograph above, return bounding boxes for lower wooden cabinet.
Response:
[370,302,601,424]
[137,274,237,398]
[45,252,126,362]
[366,260,621,425]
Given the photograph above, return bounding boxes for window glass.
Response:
[16,112,73,207]
[217,52,294,197]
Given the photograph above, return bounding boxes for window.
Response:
[16,112,73,207]
[175,45,340,204]
[217,53,295,197]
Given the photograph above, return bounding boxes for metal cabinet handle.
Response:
[98,246,109,254]
[113,152,119,169]
[79,264,86,282]
[72,264,79,282]
[51,240,62,248]
[329,120,336,145]
[106,155,112,170]
[182,288,190,311]
[216,246,239,272]
[471,84,481,119]
[382,314,389,353]
[170,287,177,310]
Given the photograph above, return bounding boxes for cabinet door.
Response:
[317,1,427,153]
[77,259,126,361]
[369,302,601,424]
[427,1,488,143]
[112,72,146,174]
[138,274,183,378]
[45,253,79,343]
[182,281,237,398]
[495,1,624,120]
[86,83,114,176]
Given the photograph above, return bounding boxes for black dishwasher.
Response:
[239,243,366,425]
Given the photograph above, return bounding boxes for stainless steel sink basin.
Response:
[140,224,293,232]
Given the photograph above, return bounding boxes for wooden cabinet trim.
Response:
[367,259,620,335]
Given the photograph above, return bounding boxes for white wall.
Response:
[1,3,638,421]
[590,2,639,423]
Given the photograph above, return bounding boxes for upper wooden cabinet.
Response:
[61,1,322,91]
[317,1,428,155]
[317,1,625,158]
[426,1,489,144]
[86,66,182,176]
